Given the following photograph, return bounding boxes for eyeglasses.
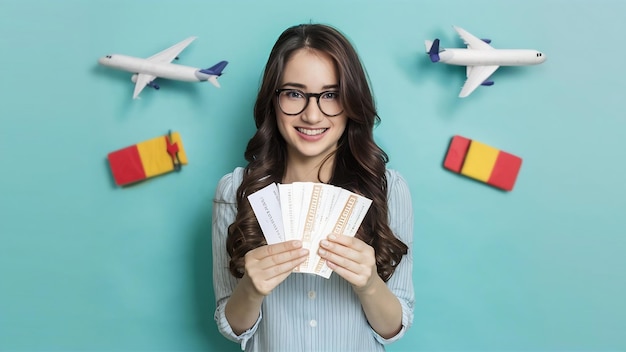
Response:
[275,89,343,117]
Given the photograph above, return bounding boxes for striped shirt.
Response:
[212,167,414,351]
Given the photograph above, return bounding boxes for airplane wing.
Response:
[453,26,494,50]
[459,65,499,98]
[147,36,197,63]
[131,36,196,98]
[133,73,156,99]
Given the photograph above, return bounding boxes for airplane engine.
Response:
[148,82,160,90]
[131,74,159,90]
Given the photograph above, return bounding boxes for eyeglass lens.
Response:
[277,89,342,116]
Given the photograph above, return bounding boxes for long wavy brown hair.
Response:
[226,23,408,282]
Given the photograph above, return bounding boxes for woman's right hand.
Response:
[243,240,308,296]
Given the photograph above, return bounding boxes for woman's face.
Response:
[275,49,347,165]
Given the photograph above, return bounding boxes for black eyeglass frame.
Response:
[275,89,343,117]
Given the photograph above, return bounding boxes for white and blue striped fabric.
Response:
[212,167,414,352]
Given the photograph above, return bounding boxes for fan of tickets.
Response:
[248,182,372,279]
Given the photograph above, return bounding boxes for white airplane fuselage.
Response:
[438,49,546,66]
[98,55,207,82]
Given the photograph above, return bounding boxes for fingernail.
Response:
[320,240,329,248]
[318,248,326,256]
[293,240,302,247]
[328,234,337,240]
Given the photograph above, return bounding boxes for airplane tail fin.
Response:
[208,76,220,88]
[200,60,228,76]
[426,39,441,63]
[199,60,228,88]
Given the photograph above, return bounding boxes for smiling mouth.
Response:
[296,128,328,136]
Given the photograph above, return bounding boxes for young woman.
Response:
[212,23,414,351]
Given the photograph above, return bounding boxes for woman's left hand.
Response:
[318,234,377,293]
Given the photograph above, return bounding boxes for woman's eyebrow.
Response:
[280,82,306,89]
[280,82,340,90]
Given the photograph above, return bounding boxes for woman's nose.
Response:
[301,97,324,123]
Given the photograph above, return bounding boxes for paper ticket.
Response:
[312,192,372,278]
[300,184,340,272]
[248,182,372,278]
[295,183,325,272]
[247,183,285,245]
[278,184,297,241]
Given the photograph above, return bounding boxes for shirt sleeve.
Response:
[212,168,262,350]
[372,169,415,344]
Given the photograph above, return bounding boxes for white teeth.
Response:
[297,128,327,136]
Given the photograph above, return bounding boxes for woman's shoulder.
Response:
[214,167,245,204]
[385,168,413,211]
[385,168,408,187]
[385,168,411,197]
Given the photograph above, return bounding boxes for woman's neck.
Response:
[282,154,335,184]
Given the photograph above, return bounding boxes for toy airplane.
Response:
[425,26,546,97]
[98,36,228,99]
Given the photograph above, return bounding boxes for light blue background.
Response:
[1,0,625,351]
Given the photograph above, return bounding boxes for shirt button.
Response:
[308,290,316,300]
[309,319,317,328]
